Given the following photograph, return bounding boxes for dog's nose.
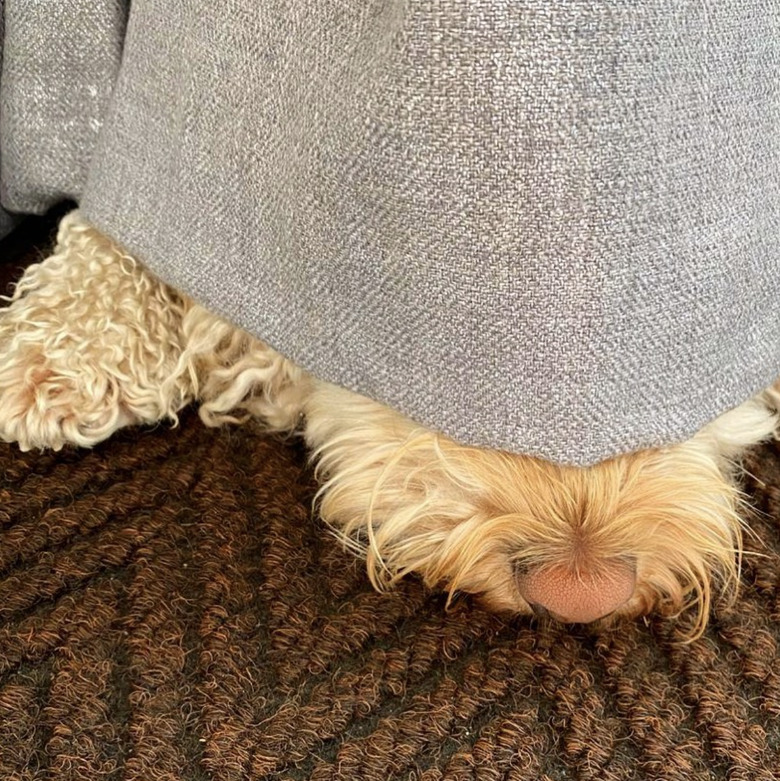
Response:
[516,559,636,624]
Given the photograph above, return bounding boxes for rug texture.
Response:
[0,219,779,780]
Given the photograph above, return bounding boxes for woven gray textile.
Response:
[2,1,780,465]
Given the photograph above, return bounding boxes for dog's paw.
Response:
[0,348,141,451]
[0,212,193,450]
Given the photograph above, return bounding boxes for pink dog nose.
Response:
[516,560,636,623]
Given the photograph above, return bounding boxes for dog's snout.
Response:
[516,559,636,624]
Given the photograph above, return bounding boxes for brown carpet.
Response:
[0,216,779,781]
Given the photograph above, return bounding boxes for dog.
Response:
[2,210,778,635]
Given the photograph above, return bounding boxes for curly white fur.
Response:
[0,213,308,450]
[1,211,777,635]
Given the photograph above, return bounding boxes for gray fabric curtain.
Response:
[0,0,16,236]
[0,0,125,221]
[2,1,779,465]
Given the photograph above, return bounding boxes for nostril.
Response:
[516,559,636,624]
[528,602,551,619]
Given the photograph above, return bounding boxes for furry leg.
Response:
[0,212,194,450]
[0,211,310,450]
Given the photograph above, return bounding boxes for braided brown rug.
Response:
[1,218,779,780]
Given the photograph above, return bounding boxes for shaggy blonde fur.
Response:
[2,211,778,635]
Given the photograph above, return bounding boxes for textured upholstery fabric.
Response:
[2,1,779,464]
[0,0,125,212]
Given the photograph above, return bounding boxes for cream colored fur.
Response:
[2,211,778,635]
